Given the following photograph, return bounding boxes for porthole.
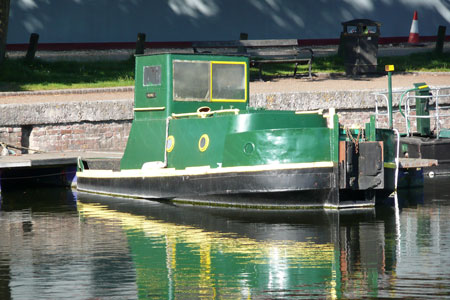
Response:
[243,142,255,155]
[198,134,210,152]
[166,136,175,152]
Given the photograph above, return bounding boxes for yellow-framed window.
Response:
[210,61,247,103]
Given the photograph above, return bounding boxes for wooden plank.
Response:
[192,40,243,48]
[0,151,122,169]
[247,49,299,56]
[239,39,298,47]
[252,59,311,64]
[398,158,438,169]
[192,39,298,48]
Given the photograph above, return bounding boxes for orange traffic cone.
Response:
[408,10,420,44]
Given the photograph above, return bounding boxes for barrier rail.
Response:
[372,86,450,138]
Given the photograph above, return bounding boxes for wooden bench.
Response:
[192,39,314,80]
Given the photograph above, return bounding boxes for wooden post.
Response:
[337,32,345,58]
[435,25,446,55]
[25,33,39,62]
[135,32,146,55]
[0,0,11,64]
[238,32,248,54]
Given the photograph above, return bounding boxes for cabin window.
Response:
[143,65,161,86]
[211,62,246,102]
[173,61,210,101]
[173,60,247,102]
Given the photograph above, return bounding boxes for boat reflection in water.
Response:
[77,192,395,299]
[1,185,449,299]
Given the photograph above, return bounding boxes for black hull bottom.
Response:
[77,167,384,209]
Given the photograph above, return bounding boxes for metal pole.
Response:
[385,65,394,129]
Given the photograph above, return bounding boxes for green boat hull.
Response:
[77,53,397,209]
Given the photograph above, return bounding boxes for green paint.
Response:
[330,114,340,163]
[438,129,450,138]
[414,82,431,136]
[124,221,336,299]
[118,53,396,197]
[376,129,397,163]
[166,112,331,169]
[387,69,393,129]
[121,53,337,170]
[223,128,331,167]
[120,119,167,169]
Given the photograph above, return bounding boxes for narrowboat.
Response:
[77,53,397,209]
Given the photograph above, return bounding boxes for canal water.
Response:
[0,180,449,299]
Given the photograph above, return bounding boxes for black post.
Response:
[135,32,146,55]
[238,32,248,54]
[25,33,39,62]
[337,32,345,58]
[435,25,446,55]
[0,0,11,64]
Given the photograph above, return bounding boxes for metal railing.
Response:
[372,90,405,128]
[372,86,450,138]
[400,86,450,138]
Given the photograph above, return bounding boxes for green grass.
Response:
[253,51,450,77]
[0,57,135,91]
[378,51,450,72]
[0,51,448,92]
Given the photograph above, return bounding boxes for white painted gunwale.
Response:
[77,161,335,179]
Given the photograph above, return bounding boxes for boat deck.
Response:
[0,151,122,169]
[0,151,123,191]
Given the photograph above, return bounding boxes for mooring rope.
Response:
[0,141,46,154]
[0,171,77,181]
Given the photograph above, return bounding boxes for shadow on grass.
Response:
[0,57,135,92]
[378,51,450,72]
[1,51,448,91]
[251,51,450,82]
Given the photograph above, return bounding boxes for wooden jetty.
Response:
[0,151,122,191]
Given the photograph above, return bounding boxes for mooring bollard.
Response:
[337,32,345,58]
[238,32,248,54]
[25,33,39,62]
[435,25,446,55]
[135,32,146,55]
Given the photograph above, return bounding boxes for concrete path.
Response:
[0,72,449,105]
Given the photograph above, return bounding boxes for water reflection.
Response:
[77,193,389,299]
[0,188,137,300]
[0,183,449,299]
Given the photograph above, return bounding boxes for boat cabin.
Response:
[133,53,249,119]
[120,53,332,171]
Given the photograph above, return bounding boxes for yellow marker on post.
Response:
[385,65,395,128]
[385,65,395,72]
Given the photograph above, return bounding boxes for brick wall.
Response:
[0,127,22,151]
[29,121,131,152]
[3,108,450,154]
[0,121,131,154]
[2,93,450,154]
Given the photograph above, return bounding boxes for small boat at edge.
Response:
[76,53,397,209]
